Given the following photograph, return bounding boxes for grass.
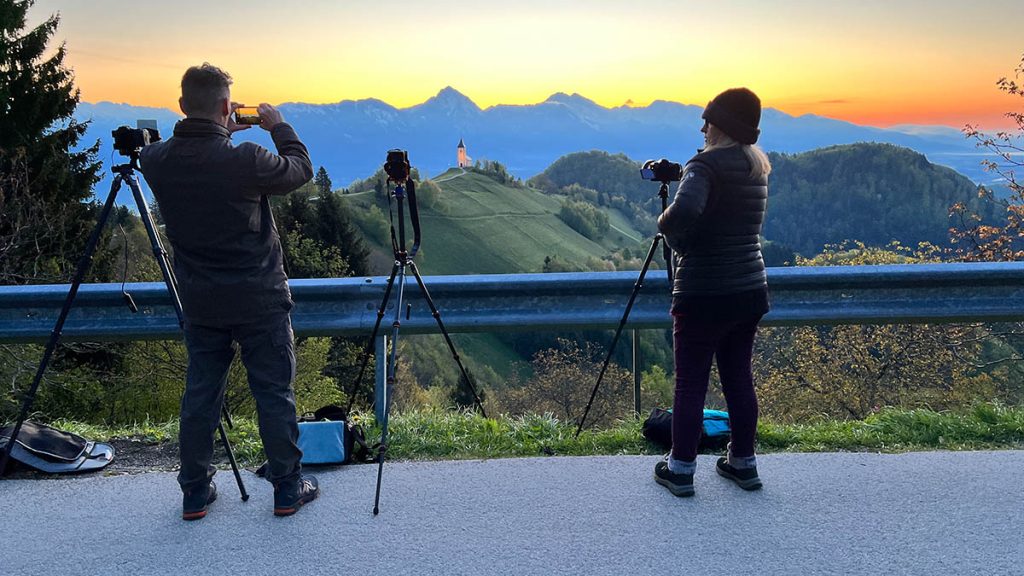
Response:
[758,402,1024,452]
[48,402,1024,468]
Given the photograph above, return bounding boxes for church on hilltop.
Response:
[457,138,471,168]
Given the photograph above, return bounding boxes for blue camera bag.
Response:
[255,406,373,477]
[297,421,348,465]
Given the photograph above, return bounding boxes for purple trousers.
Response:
[670,313,761,462]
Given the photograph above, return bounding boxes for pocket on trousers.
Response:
[269,315,296,382]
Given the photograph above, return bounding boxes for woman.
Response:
[653,87,771,497]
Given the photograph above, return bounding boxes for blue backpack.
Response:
[641,408,731,451]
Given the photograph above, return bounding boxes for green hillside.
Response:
[341,168,644,275]
[339,168,651,398]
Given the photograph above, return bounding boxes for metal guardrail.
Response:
[4,263,1024,343]
[4,263,1024,418]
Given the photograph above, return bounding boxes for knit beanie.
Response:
[701,88,761,145]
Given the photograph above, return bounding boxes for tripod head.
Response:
[384,149,422,259]
[656,181,671,205]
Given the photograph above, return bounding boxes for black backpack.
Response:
[641,408,731,452]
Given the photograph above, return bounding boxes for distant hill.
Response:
[75,88,996,201]
[339,168,645,275]
[531,144,999,257]
[765,144,999,255]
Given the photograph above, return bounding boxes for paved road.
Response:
[2,452,1022,576]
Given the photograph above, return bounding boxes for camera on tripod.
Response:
[640,158,683,183]
[112,120,161,159]
[384,149,411,183]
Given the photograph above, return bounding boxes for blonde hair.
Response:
[704,127,772,179]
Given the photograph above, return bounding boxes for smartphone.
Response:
[233,106,261,125]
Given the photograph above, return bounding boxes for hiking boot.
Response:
[654,459,695,497]
[182,481,217,521]
[274,475,319,517]
[716,457,762,491]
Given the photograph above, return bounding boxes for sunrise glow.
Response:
[31,0,1024,128]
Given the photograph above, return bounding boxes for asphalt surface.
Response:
[2,452,1022,576]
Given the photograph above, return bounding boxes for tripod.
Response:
[0,159,249,500]
[346,152,486,515]
[575,180,675,436]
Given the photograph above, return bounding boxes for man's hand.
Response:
[227,102,252,133]
[258,103,284,132]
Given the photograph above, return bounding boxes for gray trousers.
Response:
[178,312,302,492]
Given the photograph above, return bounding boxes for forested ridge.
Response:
[531,144,1000,257]
[765,144,1000,255]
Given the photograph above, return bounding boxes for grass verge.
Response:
[42,402,1024,468]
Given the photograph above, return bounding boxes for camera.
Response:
[112,121,161,158]
[233,106,261,125]
[640,158,683,183]
[384,149,411,183]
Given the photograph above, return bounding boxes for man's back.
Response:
[140,118,312,324]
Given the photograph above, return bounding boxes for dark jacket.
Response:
[657,145,769,320]
[139,118,313,325]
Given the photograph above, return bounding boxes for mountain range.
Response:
[75,87,995,198]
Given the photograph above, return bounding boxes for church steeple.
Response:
[457,138,469,167]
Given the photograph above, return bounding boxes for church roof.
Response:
[457,138,465,148]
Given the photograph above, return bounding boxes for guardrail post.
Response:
[375,334,388,422]
[632,329,641,416]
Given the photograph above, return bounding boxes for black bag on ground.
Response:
[641,408,731,452]
[255,405,373,477]
[0,420,115,474]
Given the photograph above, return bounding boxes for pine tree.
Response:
[314,165,332,196]
[314,190,371,276]
[0,0,105,284]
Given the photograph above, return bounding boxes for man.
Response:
[140,63,318,520]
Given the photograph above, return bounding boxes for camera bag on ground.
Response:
[641,408,731,452]
[0,420,115,474]
[255,405,372,477]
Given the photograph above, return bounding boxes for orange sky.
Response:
[30,0,1024,129]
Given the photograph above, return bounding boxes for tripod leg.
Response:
[374,261,407,516]
[217,421,249,501]
[575,235,664,437]
[664,242,674,283]
[346,261,400,416]
[408,262,488,418]
[126,172,247,499]
[1,175,123,475]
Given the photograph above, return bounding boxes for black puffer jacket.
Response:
[657,145,769,318]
